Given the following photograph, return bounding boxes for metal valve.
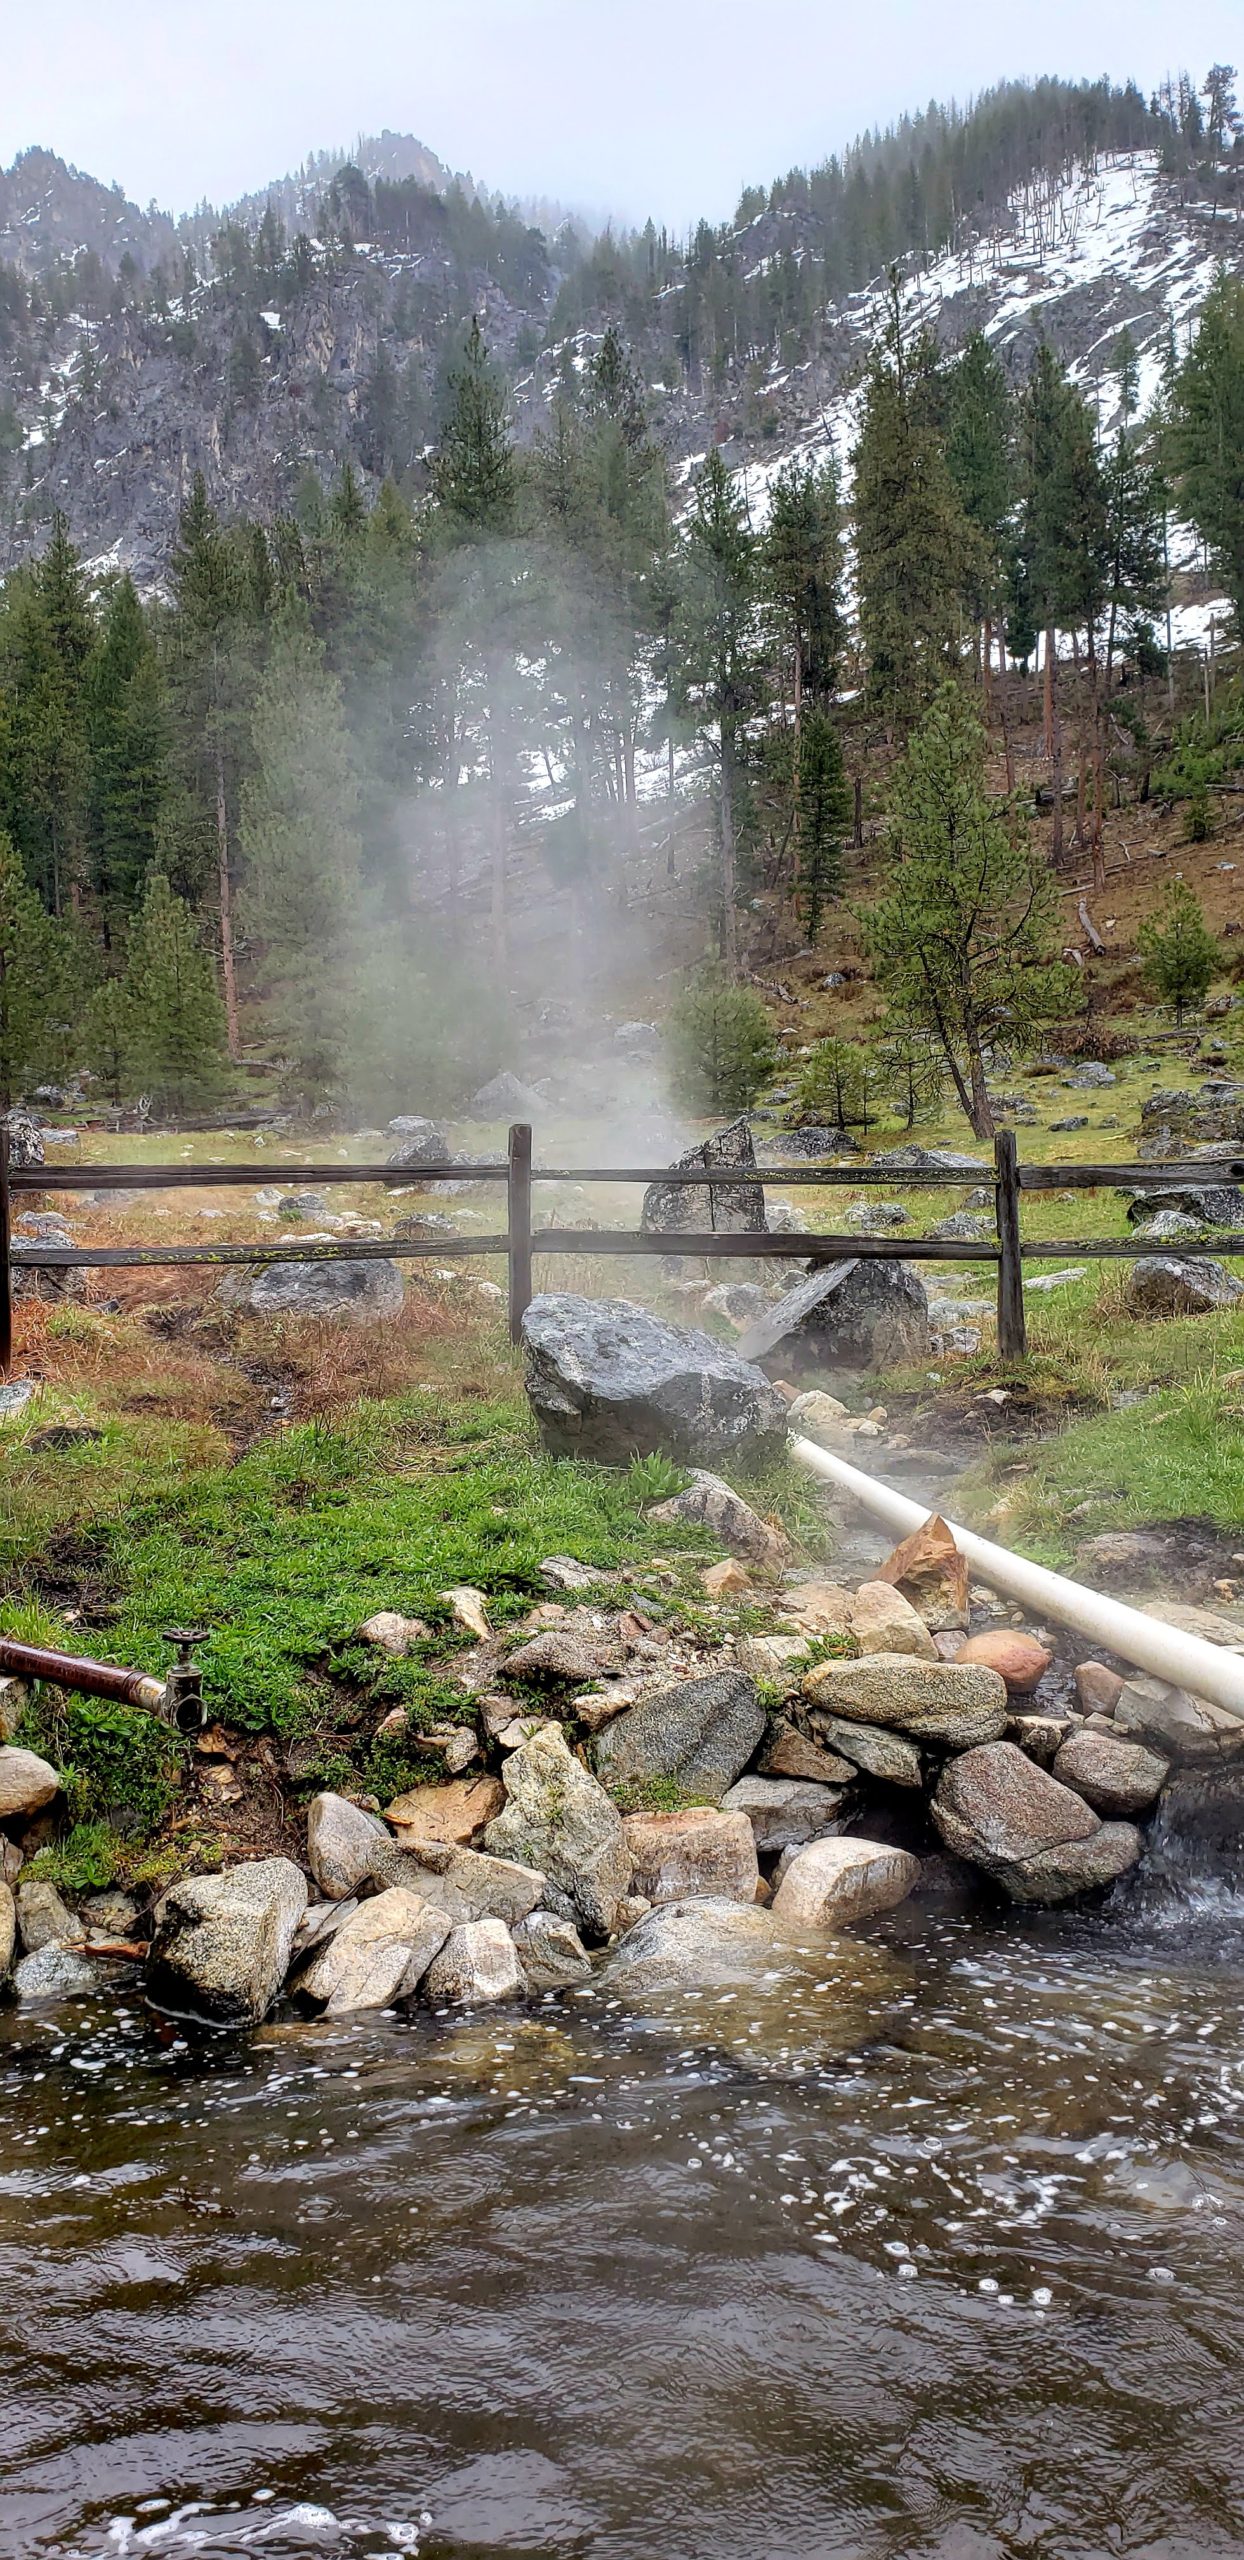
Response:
[161,1628,209,1733]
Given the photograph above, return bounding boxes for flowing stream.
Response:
[4,1859,1244,2560]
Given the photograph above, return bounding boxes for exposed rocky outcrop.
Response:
[1125,1256,1244,1317]
[222,1258,406,1323]
[641,1117,767,1248]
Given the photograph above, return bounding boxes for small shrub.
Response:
[25,1695,181,1836]
[1138,880,1219,1026]
[666,972,777,1115]
[25,1821,121,1893]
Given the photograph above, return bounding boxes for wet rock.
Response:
[307,1793,394,1900]
[385,1776,505,1847]
[300,1888,452,2013]
[1076,1662,1126,1715]
[932,1741,1142,1903]
[485,1725,631,1939]
[1113,1675,1244,1765]
[223,1258,406,1324]
[806,1712,924,1788]
[604,1895,785,1991]
[802,1656,1009,1747]
[404,1845,547,1928]
[522,1293,787,1469]
[291,1897,358,1957]
[777,1580,855,1637]
[757,1718,855,1784]
[502,1627,622,1684]
[771,1835,921,1928]
[1125,1256,1244,1317]
[736,1258,930,1375]
[641,1116,767,1248]
[13,1942,100,2000]
[1007,1713,1072,1767]
[147,1857,308,2024]
[385,1116,450,1169]
[0,1746,60,1822]
[648,1468,789,1568]
[15,1879,75,1952]
[359,1611,428,1657]
[848,1581,938,1661]
[1074,1531,1179,1584]
[424,1916,525,2004]
[593,1669,765,1806]
[700,1282,774,1329]
[621,1806,759,1903]
[954,1631,1053,1695]
[720,1774,845,1850]
[512,1909,592,1989]
[1052,1728,1170,1816]
[0,1878,14,1976]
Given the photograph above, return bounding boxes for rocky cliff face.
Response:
[1,145,1242,592]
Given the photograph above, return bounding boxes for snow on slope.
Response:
[730,152,1237,653]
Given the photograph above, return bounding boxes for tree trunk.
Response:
[1072,632,1088,850]
[719,729,739,978]
[967,1039,995,1141]
[1047,635,1064,863]
[214,739,241,1062]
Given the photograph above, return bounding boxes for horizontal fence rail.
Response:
[4,1122,1244,1373]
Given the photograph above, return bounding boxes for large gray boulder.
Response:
[225,1258,405,1324]
[1126,1182,1244,1230]
[802,1656,1009,1748]
[593,1669,766,1805]
[469,1071,547,1119]
[147,1857,308,2023]
[300,1888,452,2013]
[641,1117,767,1245]
[1124,1256,1244,1317]
[932,1741,1142,1904]
[385,1115,450,1169]
[736,1258,930,1375]
[521,1293,787,1467]
[485,1725,631,1939]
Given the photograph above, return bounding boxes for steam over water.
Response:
[4,1895,1244,2559]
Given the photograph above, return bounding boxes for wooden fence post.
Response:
[994,1128,1027,1361]
[0,1122,11,1378]
[508,1121,533,1345]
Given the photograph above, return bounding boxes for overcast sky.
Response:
[3,0,1240,231]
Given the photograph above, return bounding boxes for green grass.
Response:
[957,1375,1244,1565]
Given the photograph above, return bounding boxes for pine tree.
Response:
[674,447,764,973]
[763,456,845,712]
[0,828,62,1107]
[240,620,362,1108]
[1138,879,1219,1024]
[666,970,776,1113]
[798,1036,863,1129]
[86,576,169,931]
[876,1026,945,1129]
[945,332,1014,678]
[0,514,93,912]
[1015,346,1108,863]
[116,871,226,1113]
[1170,274,1244,635]
[164,475,263,1056]
[861,683,1072,1138]
[81,975,135,1106]
[430,317,518,539]
[854,296,977,724]
[795,708,850,938]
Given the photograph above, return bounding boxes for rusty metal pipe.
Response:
[0,1636,166,1713]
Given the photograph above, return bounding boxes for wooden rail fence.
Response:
[3,1122,1244,1376]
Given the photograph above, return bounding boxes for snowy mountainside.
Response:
[694,153,1241,648]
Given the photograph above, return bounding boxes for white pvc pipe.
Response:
[789,1434,1244,1725]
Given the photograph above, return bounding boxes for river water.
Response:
[3,1885,1244,2560]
